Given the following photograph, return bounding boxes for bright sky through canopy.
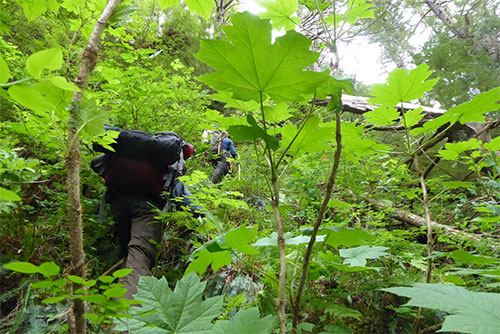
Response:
[239,0,396,85]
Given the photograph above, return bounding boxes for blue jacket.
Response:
[221,138,237,158]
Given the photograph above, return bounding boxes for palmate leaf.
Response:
[343,0,375,24]
[114,274,224,333]
[383,284,500,334]
[280,117,334,156]
[257,0,300,31]
[411,87,500,136]
[341,122,389,156]
[263,104,291,123]
[196,12,326,103]
[368,64,438,107]
[444,86,500,124]
[325,0,375,26]
[185,248,232,275]
[339,245,389,267]
[324,227,375,248]
[403,107,424,127]
[438,139,482,161]
[364,106,399,126]
[71,98,108,137]
[228,115,280,150]
[213,307,275,333]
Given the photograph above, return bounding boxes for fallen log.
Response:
[364,197,494,245]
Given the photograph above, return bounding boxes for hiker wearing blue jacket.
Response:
[210,131,238,183]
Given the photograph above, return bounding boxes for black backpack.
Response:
[92,126,184,195]
[93,125,183,169]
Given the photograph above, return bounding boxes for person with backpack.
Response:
[91,126,200,299]
[210,130,238,184]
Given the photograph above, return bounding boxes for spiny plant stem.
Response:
[413,154,433,283]
[292,110,343,333]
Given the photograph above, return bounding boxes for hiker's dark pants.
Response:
[210,156,230,183]
[110,196,163,299]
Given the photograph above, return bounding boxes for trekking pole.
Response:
[238,162,241,180]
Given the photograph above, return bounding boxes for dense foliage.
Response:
[1,0,499,333]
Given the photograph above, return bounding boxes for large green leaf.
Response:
[342,122,389,155]
[8,85,53,115]
[483,136,500,152]
[213,307,275,333]
[228,115,280,150]
[38,262,60,277]
[444,86,500,124]
[324,227,375,248]
[364,106,399,126]
[447,250,498,265]
[225,225,258,255]
[185,248,232,275]
[316,76,355,100]
[185,0,213,19]
[196,12,326,103]
[257,0,300,31]
[280,117,334,156]
[383,284,500,334]
[342,0,375,24]
[18,0,47,21]
[49,76,80,92]
[368,64,438,107]
[438,139,482,161]
[115,274,223,333]
[253,232,326,246]
[403,107,424,127]
[263,103,291,123]
[0,55,11,84]
[411,87,500,136]
[339,246,389,267]
[158,0,178,9]
[70,98,108,137]
[0,187,21,201]
[26,48,63,78]
[3,261,39,274]
[325,0,375,26]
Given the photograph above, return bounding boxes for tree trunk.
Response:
[66,1,123,333]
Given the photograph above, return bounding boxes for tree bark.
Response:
[66,1,123,333]
[423,0,469,39]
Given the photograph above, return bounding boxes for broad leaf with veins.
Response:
[196,12,327,103]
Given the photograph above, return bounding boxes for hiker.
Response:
[209,130,238,184]
[91,126,200,299]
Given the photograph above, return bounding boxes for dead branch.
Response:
[365,197,487,244]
